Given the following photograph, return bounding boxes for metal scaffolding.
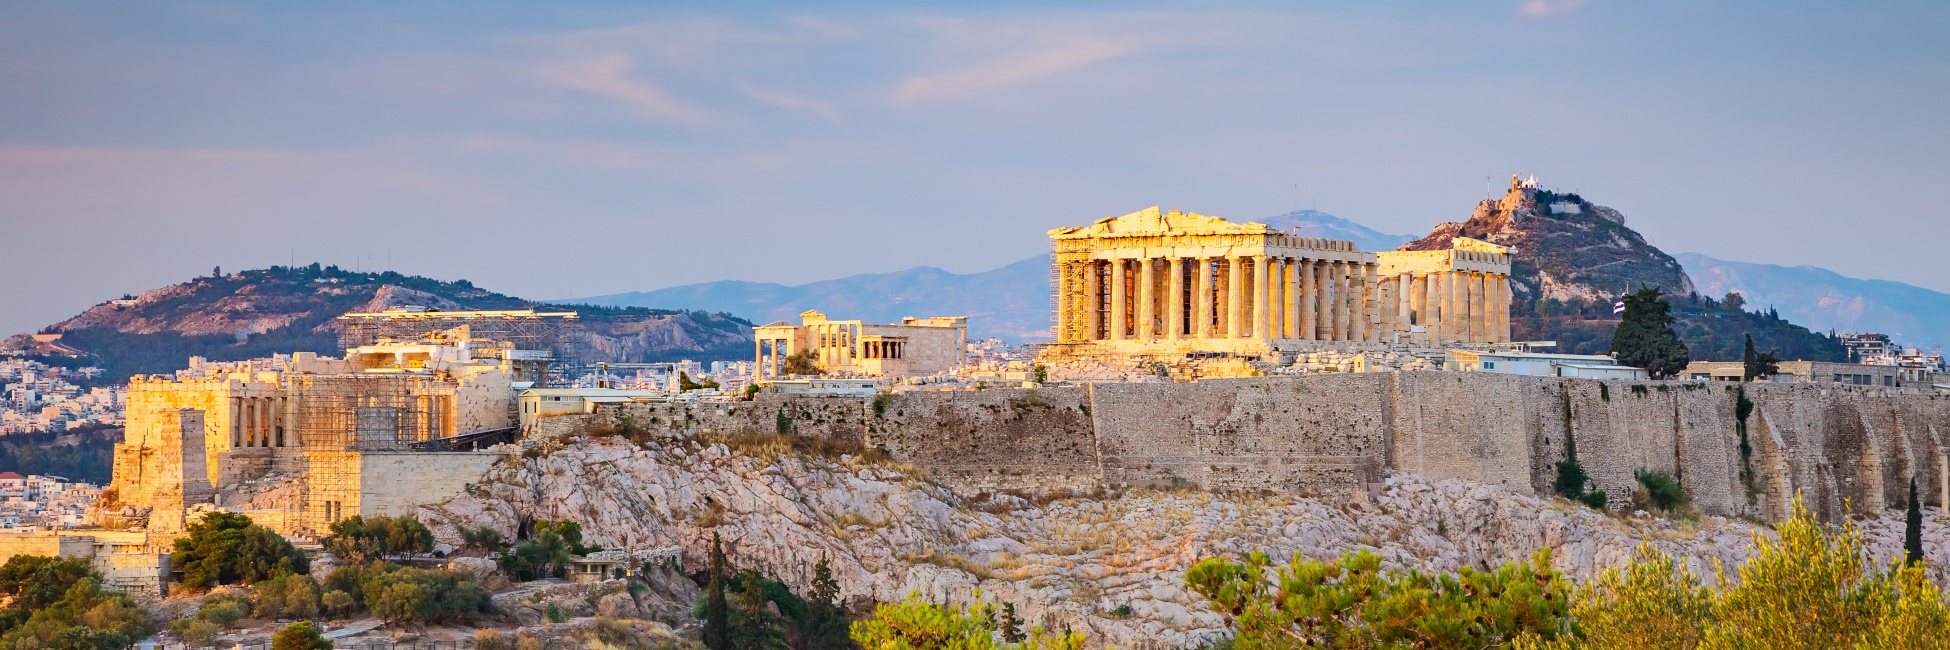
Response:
[289,374,452,452]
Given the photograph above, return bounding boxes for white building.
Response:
[1445,350,1648,380]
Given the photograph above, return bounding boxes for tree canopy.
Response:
[1610,287,1690,379]
[171,511,308,590]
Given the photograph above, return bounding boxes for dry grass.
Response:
[694,502,728,528]
[901,549,995,580]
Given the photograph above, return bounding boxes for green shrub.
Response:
[166,618,221,646]
[198,593,252,626]
[544,602,570,624]
[271,620,332,650]
[0,575,149,650]
[1635,469,1686,511]
[1188,548,1573,648]
[322,515,434,564]
[251,574,323,620]
[172,511,308,590]
[360,566,491,623]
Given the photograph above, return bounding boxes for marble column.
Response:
[1085,261,1102,340]
[1447,271,1465,343]
[1472,272,1489,343]
[1283,258,1300,339]
[1499,274,1513,343]
[1185,257,1201,339]
[1252,256,1270,339]
[1108,259,1128,341]
[1300,260,1318,340]
[1428,272,1446,344]
[1166,258,1184,340]
[1227,258,1245,339]
[1138,258,1157,341]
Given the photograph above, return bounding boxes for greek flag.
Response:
[1612,300,1626,315]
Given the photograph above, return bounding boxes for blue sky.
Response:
[1,1,1945,335]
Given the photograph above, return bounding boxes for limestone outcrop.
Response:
[418,434,1948,648]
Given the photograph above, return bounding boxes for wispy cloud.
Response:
[895,37,1134,106]
[736,81,842,122]
[542,54,709,123]
[1522,0,1589,17]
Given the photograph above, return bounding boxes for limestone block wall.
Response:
[871,387,1099,493]
[1093,376,1387,496]
[1388,372,1534,491]
[536,373,1949,522]
[302,449,508,534]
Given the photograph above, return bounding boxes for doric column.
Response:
[1357,265,1372,343]
[1428,272,1447,344]
[1226,257,1245,338]
[1108,259,1127,341]
[1466,269,1482,341]
[1396,271,1413,336]
[1185,257,1201,341]
[1137,258,1156,341]
[1251,255,1270,339]
[1055,262,1072,342]
[1318,261,1333,341]
[1279,257,1294,339]
[1379,275,1394,342]
[1299,260,1317,340]
[1499,274,1513,343]
[1084,260,1102,340]
[1361,264,1378,342]
[1166,258,1183,340]
[1266,258,1283,339]
[1446,271,1465,343]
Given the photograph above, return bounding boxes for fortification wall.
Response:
[551,374,1949,522]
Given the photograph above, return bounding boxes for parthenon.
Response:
[1047,207,1512,359]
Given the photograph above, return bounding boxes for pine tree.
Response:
[800,554,854,650]
[1001,602,1026,643]
[731,571,787,650]
[703,533,730,650]
[1610,286,1690,379]
[1906,476,1925,567]
[1742,333,1781,381]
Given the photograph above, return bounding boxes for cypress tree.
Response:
[703,533,730,650]
[1906,476,1925,567]
[1610,287,1690,379]
[800,554,854,650]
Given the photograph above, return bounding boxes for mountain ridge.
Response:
[3,265,757,381]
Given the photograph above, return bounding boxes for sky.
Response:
[2,1,1946,336]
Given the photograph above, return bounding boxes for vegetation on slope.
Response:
[1182,497,1946,649]
[35,264,754,381]
[0,423,118,484]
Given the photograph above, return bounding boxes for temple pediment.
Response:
[1049,207,1268,239]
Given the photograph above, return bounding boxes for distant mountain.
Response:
[560,256,1055,342]
[1258,209,1416,252]
[2,265,754,381]
[1678,253,1950,350]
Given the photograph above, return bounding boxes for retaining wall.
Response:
[558,373,1950,521]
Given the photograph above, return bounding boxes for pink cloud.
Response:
[543,54,710,123]
[1522,0,1590,17]
[894,38,1134,106]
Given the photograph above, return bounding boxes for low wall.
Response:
[559,373,1950,521]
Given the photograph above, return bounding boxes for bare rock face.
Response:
[1400,177,1692,304]
[421,435,1947,648]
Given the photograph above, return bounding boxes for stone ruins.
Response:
[1047,207,1513,362]
[754,309,969,379]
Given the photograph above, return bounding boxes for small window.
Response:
[1482,362,1495,370]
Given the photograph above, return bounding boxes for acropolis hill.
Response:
[6,200,1947,611]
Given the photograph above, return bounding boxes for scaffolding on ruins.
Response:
[288,374,453,452]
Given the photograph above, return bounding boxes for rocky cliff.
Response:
[1402,175,1692,304]
[418,434,1946,648]
[5,265,754,380]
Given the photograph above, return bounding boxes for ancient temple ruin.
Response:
[1046,207,1512,360]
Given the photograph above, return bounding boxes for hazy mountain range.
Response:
[566,211,1950,350]
[1678,253,1950,350]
